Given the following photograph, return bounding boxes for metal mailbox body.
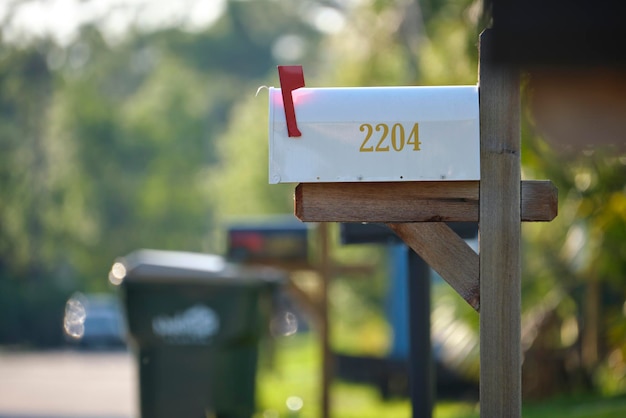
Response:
[269,86,479,183]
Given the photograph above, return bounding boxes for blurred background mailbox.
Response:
[268,86,480,183]
[226,218,309,265]
[112,249,284,418]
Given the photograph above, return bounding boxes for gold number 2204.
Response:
[359,123,421,152]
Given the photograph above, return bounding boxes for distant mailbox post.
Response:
[268,83,479,184]
[226,221,309,264]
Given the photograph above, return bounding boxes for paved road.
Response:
[0,350,137,418]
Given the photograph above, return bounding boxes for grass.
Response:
[254,333,626,418]
[522,394,626,418]
[255,333,476,417]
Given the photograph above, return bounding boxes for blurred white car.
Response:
[64,293,127,349]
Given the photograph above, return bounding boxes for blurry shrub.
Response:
[0,276,72,348]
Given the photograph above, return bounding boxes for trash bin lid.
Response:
[111,249,285,285]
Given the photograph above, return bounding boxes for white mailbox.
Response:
[268,85,480,184]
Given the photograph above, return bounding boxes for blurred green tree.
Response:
[0,0,323,345]
[0,41,85,345]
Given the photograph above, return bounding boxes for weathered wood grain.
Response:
[478,29,522,418]
[295,180,556,223]
[522,180,558,221]
[387,222,480,311]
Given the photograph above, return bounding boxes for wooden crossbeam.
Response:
[294,179,557,312]
[295,180,557,223]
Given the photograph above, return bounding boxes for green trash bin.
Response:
[112,249,284,418]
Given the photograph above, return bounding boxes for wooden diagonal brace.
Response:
[388,222,480,311]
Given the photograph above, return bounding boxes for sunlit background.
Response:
[1,0,625,417]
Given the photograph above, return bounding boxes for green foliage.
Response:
[0,0,326,346]
[0,45,55,276]
[0,273,71,347]
[208,93,294,220]
[521,132,626,394]
[47,33,218,283]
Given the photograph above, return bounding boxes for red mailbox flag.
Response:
[277,65,305,137]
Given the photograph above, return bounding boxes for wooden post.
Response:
[318,222,332,418]
[479,29,522,417]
